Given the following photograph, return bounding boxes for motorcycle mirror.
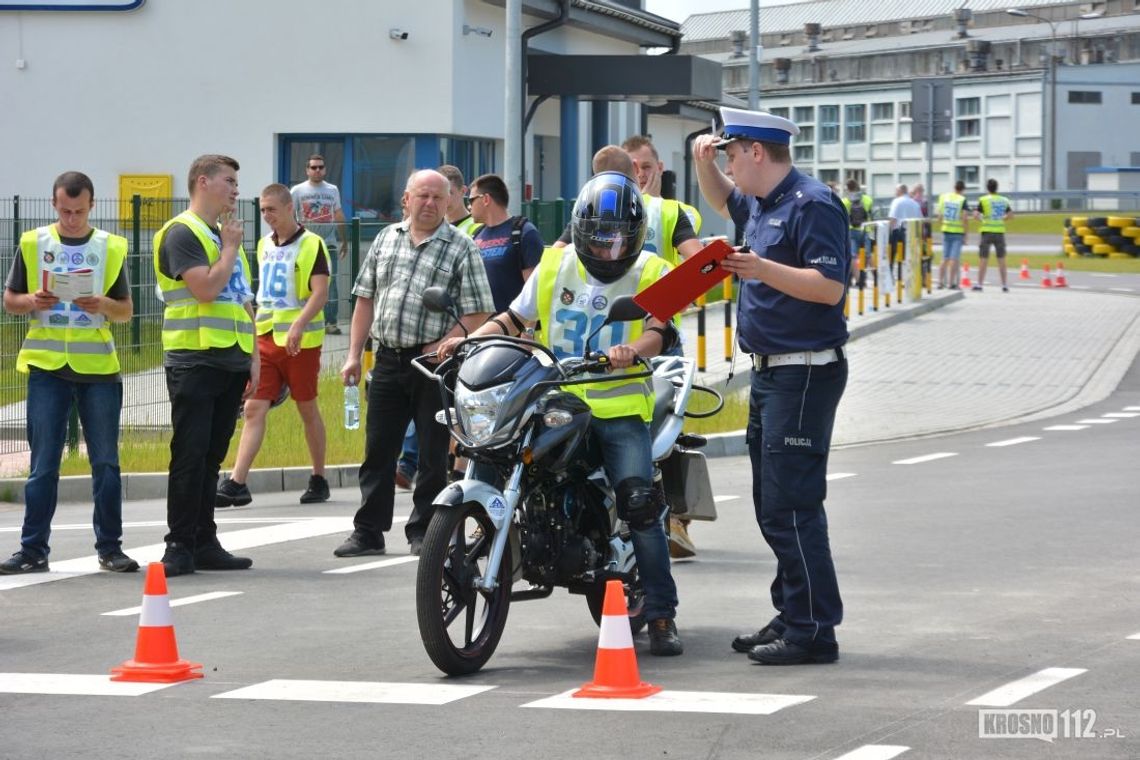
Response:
[421,286,468,337]
[582,295,649,358]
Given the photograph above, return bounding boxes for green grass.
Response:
[56,372,366,477]
[961,253,1140,273]
[931,212,1139,236]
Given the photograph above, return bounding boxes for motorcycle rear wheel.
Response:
[416,503,511,676]
[586,577,647,635]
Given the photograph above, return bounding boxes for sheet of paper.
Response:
[45,268,95,302]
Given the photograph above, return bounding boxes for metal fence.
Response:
[870,190,1140,216]
[0,195,572,461]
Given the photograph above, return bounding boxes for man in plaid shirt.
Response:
[336,169,494,557]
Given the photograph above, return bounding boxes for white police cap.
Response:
[714,106,799,148]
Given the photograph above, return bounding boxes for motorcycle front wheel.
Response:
[416,503,511,676]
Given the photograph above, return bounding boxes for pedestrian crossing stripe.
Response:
[832,747,909,760]
[521,688,815,715]
[966,667,1086,707]
[211,679,495,705]
[0,673,179,696]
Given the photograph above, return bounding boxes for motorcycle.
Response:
[411,287,723,676]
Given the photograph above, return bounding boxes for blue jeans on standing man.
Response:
[22,371,124,558]
[590,415,677,623]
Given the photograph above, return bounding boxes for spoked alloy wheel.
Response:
[416,503,511,676]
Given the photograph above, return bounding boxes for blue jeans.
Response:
[746,359,847,647]
[942,232,964,261]
[399,421,418,470]
[848,229,868,261]
[22,371,124,558]
[590,415,677,622]
[324,243,340,325]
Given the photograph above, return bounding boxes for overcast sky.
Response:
[644,0,812,25]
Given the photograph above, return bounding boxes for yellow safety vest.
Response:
[254,230,327,348]
[938,193,967,234]
[454,216,479,237]
[16,226,126,375]
[978,194,1010,234]
[534,247,668,421]
[153,211,254,353]
[840,194,874,229]
[642,195,703,268]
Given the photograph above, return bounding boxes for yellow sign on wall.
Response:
[118,174,174,229]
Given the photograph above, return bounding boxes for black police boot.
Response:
[648,618,684,657]
[731,621,785,653]
[747,638,839,665]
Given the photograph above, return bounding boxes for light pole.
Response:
[1007,8,1058,190]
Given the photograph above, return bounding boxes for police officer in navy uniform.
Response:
[694,107,849,665]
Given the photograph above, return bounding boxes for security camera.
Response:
[389,29,409,40]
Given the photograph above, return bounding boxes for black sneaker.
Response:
[971,285,983,292]
[1002,286,1010,293]
[194,540,253,571]
[325,324,342,335]
[161,542,195,577]
[0,550,49,574]
[333,531,385,557]
[98,550,140,573]
[731,621,784,653]
[216,477,252,508]
[747,637,839,665]
[648,618,684,656]
[300,474,330,504]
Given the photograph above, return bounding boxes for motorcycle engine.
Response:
[519,480,607,587]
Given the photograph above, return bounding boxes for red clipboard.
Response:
[634,239,733,322]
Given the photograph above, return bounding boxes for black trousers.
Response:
[164,364,248,548]
[354,349,449,543]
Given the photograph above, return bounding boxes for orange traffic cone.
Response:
[1055,262,1068,288]
[1019,258,1031,280]
[573,580,661,699]
[1041,264,1054,288]
[960,262,972,289]
[110,562,202,683]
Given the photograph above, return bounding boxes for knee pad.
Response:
[616,477,660,530]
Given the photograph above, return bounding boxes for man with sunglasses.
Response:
[291,154,346,334]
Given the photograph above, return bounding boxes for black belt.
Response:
[375,343,427,360]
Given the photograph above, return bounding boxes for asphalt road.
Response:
[1,360,1137,760]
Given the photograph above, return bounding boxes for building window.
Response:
[871,102,894,121]
[769,107,790,119]
[900,101,912,119]
[794,106,815,124]
[819,105,840,143]
[794,145,815,162]
[798,125,815,145]
[1068,90,1102,104]
[955,97,981,139]
[846,169,866,187]
[819,169,840,185]
[956,165,980,187]
[845,104,867,143]
[1133,92,1140,104]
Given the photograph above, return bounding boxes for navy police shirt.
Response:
[726,168,850,356]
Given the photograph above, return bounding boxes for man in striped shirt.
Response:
[335,169,494,558]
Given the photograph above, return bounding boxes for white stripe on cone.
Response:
[139,593,174,628]
[597,613,634,650]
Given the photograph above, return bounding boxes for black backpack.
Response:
[847,196,869,228]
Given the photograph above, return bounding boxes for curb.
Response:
[0,290,965,504]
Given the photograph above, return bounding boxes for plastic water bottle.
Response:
[343,379,360,430]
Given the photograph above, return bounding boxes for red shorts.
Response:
[253,333,322,402]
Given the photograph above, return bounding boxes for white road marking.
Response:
[1101,412,1140,418]
[1068,285,1090,290]
[985,437,1040,448]
[827,472,857,481]
[892,453,957,465]
[1090,273,1117,278]
[713,494,740,503]
[966,667,1087,707]
[0,516,361,592]
[0,673,180,696]
[1127,632,1140,641]
[323,556,418,575]
[832,747,910,760]
[1076,418,1118,425]
[212,679,495,705]
[1124,406,1140,412]
[522,688,815,714]
[102,591,243,617]
[1109,287,1135,293]
[1042,425,1088,431]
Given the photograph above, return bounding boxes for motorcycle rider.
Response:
[438,171,683,656]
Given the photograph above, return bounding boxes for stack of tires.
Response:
[1064,216,1140,257]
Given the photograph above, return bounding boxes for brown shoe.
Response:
[668,516,697,559]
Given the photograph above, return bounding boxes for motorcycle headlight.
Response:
[455,382,512,445]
